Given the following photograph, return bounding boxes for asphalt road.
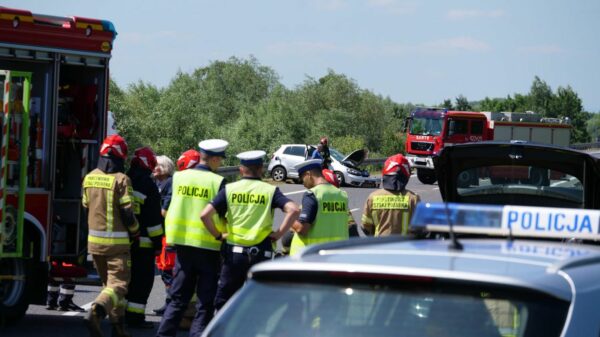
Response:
[1,175,442,337]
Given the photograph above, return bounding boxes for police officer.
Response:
[280,168,356,255]
[289,159,349,256]
[83,135,139,337]
[125,147,163,328]
[361,154,420,236]
[201,150,299,311]
[156,140,229,337]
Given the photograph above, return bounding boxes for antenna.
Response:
[443,202,463,250]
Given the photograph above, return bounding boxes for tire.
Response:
[417,169,437,185]
[271,166,287,182]
[457,169,477,188]
[529,167,550,186]
[0,258,29,325]
[334,171,345,186]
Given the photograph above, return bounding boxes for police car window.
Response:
[456,165,582,206]
[209,281,568,337]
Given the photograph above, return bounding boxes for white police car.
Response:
[202,202,600,337]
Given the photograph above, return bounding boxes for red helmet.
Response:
[133,147,157,171]
[320,137,329,146]
[177,149,200,171]
[382,154,411,179]
[99,135,128,159]
[322,169,340,188]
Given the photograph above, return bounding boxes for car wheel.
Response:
[334,171,345,186]
[271,166,287,182]
[417,169,437,185]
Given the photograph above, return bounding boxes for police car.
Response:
[202,203,600,337]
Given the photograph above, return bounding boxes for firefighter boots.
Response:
[84,303,107,337]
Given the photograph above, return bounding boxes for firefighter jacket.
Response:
[128,165,164,250]
[83,168,139,255]
[361,188,420,236]
[290,183,349,255]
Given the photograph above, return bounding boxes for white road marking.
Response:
[350,208,359,213]
[63,301,93,316]
[284,190,306,196]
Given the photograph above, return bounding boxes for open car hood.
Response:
[342,149,366,166]
[434,141,600,209]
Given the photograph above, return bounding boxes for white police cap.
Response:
[294,159,322,175]
[198,139,228,158]
[237,150,266,166]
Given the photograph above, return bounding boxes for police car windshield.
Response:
[456,165,582,207]
[208,280,568,337]
[410,117,442,136]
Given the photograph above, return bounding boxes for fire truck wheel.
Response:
[417,169,437,185]
[0,258,29,325]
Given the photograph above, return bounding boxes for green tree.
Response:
[455,95,471,111]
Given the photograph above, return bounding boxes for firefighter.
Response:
[201,150,299,310]
[361,154,420,236]
[83,134,139,337]
[125,147,163,328]
[317,137,331,169]
[289,159,349,256]
[156,139,229,337]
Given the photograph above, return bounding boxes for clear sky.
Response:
[5,0,600,111]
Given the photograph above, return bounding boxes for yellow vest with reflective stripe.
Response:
[165,169,225,250]
[225,179,276,246]
[290,184,349,255]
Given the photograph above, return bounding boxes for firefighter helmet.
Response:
[322,168,340,188]
[177,149,200,171]
[99,135,128,159]
[382,154,411,179]
[133,147,157,171]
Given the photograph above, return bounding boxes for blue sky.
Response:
[6,0,600,111]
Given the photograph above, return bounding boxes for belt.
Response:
[231,245,273,258]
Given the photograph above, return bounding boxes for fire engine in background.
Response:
[404,108,571,184]
[0,7,117,323]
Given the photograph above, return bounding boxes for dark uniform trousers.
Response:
[156,245,221,337]
[214,238,273,311]
[125,243,156,322]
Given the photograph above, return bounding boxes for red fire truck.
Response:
[0,7,117,322]
[404,108,571,184]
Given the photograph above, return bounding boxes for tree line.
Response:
[109,57,595,165]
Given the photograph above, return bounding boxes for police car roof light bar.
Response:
[443,202,463,251]
[410,203,600,242]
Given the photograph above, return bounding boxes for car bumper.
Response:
[406,154,435,169]
[346,174,380,188]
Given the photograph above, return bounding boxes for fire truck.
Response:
[0,7,116,322]
[404,108,571,184]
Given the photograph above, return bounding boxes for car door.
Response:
[281,145,309,178]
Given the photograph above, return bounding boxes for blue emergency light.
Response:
[410,203,600,241]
